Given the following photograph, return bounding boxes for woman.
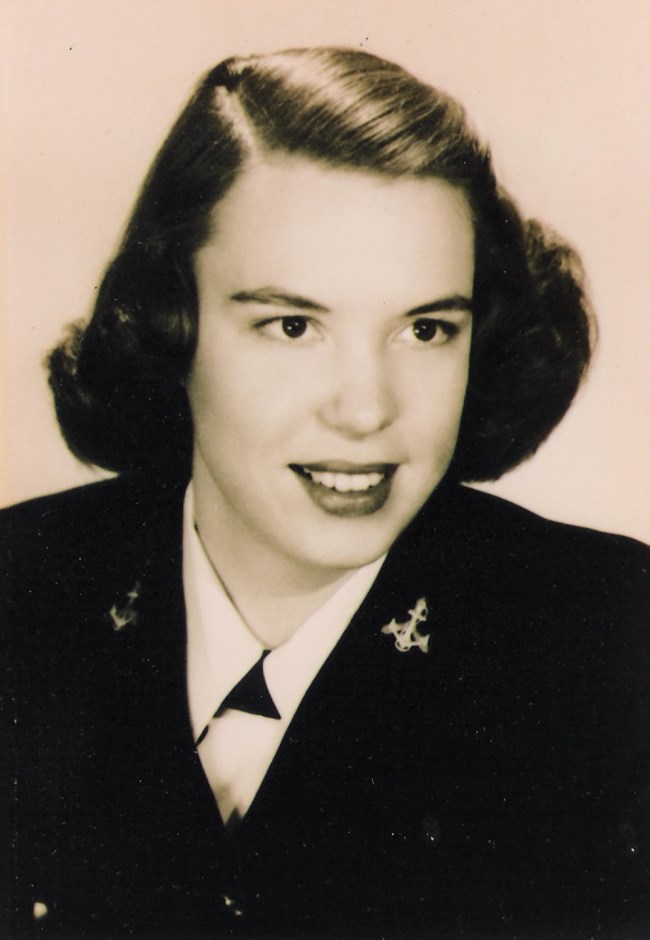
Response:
[2,47,648,939]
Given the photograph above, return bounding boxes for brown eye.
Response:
[412,319,439,342]
[281,317,308,338]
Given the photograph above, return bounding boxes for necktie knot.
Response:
[195,650,281,746]
[216,649,281,720]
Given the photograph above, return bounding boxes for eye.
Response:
[413,319,440,342]
[254,315,315,342]
[400,318,459,345]
[280,316,308,339]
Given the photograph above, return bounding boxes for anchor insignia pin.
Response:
[381,597,430,653]
[108,580,142,631]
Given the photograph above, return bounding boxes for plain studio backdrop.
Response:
[1,0,649,543]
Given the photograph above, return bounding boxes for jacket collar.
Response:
[99,476,468,826]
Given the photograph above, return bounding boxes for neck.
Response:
[193,500,355,649]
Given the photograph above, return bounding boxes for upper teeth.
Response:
[304,470,384,492]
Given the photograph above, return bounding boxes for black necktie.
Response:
[195,650,281,746]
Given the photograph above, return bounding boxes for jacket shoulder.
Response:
[1,474,184,555]
[450,484,650,571]
[1,475,186,633]
[1,474,173,530]
[403,484,650,652]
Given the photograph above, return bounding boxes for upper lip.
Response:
[290,461,398,475]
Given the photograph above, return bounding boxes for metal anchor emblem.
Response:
[381,597,430,653]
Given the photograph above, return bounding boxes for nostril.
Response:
[318,366,397,437]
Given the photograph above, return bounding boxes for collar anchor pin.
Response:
[108,580,142,632]
[381,596,430,653]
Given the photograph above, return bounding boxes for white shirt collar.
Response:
[183,482,386,742]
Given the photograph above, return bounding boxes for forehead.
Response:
[196,157,475,307]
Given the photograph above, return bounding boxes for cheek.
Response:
[188,351,288,457]
[187,353,238,447]
[189,333,249,416]
[398,355,470,434]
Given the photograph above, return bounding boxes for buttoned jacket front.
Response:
[2,475,649,939]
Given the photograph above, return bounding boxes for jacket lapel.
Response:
[58,480,231,929]
[99,480,226,837]
[222,485,467,929]
[238,478,461,812]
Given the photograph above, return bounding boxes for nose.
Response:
[318,347,398,438]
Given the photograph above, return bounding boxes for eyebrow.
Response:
[229,288,473,316]
[229,288,329,312]
[407,295,473,316]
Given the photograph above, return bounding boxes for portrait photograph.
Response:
[1,2,649,937]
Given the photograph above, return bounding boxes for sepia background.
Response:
[1,0,649,542]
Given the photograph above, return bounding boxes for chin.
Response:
[293,515,412,573]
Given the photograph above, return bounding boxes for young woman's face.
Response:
[188,157,474,579]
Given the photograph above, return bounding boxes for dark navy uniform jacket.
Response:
[2,475,649,938]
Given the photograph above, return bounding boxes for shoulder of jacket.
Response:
[0,474,186,594]
[2,476,123,526]
[1,474,184,536]
[401,484,650,619]
[451,484,650,565]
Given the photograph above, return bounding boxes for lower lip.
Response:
[291,468,396,518]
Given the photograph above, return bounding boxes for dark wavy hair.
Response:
[48,47,594,483]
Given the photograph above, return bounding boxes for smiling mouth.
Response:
[289,463,397,516]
